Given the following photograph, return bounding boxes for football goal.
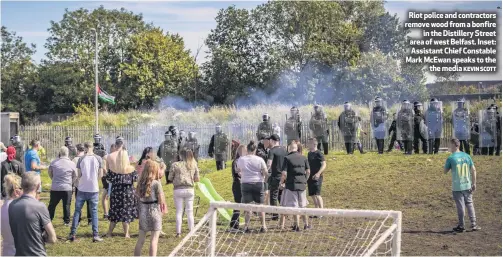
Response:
[169,202,402,257]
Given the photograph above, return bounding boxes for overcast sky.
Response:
[1,0,501,83]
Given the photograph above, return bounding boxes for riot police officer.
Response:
[157,129,179,183]
[452,99,471,154]
[371,97,388,154]
[284,106,302,145]
[183,132,200,162]
[338,102,358,154]
[426,98,443,154]
[93,134,107,158]
[387,113,404,152]
[208,125,229,170]
[413,101,428,154]
[309,105,329,155]
[489,104,501,156]
[10,135,25,163]
[178,130,187,158]
[65,136,78,159]
[480,107,497,155]
[397,100,414,154]
[256,113,273,141]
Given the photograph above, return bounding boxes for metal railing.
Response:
[20,120,459,160]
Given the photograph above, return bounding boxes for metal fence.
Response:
[20,120,459,160]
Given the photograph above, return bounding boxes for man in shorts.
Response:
[280,142,310,231]
[444,138,481,232]
[307,138,326,216]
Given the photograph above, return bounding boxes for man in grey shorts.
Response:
[279,142,310,231]
[236,141,269,233]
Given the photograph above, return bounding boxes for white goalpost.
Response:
[169,202,402,257]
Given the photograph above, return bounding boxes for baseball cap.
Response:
[267,134,280,141]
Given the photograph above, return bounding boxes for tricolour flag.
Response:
[97,85,115,104]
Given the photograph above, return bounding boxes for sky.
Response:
[1,0,501,83]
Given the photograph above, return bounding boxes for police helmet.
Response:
[116,136,124,146]
[343,102,351,111]
[93,134,102,144]
[12,135,21,144]
[215,125,222,133]
[262,113,269,122]
[457,99,465,108]
[374,97,382,106]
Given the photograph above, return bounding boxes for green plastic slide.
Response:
[196,182,232,221]
[200,178,234,217]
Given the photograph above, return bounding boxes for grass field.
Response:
[30,151,501,256]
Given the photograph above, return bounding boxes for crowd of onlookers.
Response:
[0,137,200,256]
[0,133,328,256]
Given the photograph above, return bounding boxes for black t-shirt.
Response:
[282,152,310,191]
[268,145,287,179]
[307,150,325,180]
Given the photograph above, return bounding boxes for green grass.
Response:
[36,151,501,256]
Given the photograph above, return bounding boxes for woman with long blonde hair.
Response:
[134,160,167,256]
[1,174,22,256]
[168,149,200,237]
[106,148,138,238]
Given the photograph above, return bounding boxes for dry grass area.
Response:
[17,151,502,256]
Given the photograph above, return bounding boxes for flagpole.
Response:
[93,28,99,134]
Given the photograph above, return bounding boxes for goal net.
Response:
[169,202,402,257]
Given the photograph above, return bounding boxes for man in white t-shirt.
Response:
[68,142,104,243]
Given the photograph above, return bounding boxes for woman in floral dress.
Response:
[105,148,138,238]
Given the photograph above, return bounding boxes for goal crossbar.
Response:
[168,201,402,257]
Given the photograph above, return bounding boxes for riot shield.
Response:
[451,101,471,140]
[161,139,178,164]
[284,116,300,141]
[479,110,497,148]
[310,114,327,138]
[396,103,414,141]
[257,121,273,140]
[426,101,443,139]
[340,110,358,143]
[370,102,388,139]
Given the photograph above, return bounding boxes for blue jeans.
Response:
[70,191,99,236]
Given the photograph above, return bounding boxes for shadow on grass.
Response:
[403,229,454,235]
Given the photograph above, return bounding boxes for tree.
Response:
[120,28,198,108]
[44,6,152,110]
[35,61,90,114]
[0,26,38,122]
[201,6,281,104]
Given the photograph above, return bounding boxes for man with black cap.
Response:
[65,137,78,159]
[266,134,287,220]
